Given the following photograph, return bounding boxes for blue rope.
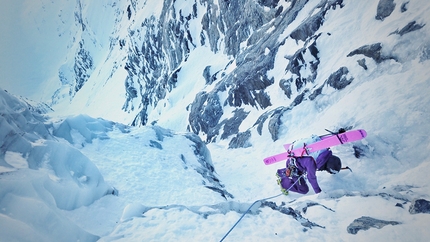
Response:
[219,173,305,242]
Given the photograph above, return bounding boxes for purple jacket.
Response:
[315,149,333,170]
[287,149,332,193]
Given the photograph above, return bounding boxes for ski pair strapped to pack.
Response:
[263,129,367,165]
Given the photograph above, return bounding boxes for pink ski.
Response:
[282,133,332,150]
[263,129,367,165]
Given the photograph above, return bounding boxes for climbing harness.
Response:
[286,157,302,178]
[219,173,306,242]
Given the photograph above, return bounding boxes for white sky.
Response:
[0,0,71,99]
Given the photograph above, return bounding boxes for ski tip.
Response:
[359,129,367,138]
[263,157,276,165]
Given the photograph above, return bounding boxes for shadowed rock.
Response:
[347,216,400,234]
[347,43,396,63]
[375,0,396,21]
[409,199,430,214]
[391,21,425,36]
[326,67,353,90]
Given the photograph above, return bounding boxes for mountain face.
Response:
[31,0,427,148]
[39,0,428,148]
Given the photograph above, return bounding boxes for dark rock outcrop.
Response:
[203,66,218,85]
[391,21,425,36]
[188,92,223,138]
[326,67,353,90]
[347,216,400,234]
[220,108,250,140]
[357,58,368,70]
[347,43,396,63]
[184,133,233,199]
[409,199,430,214]
[284,39,320,94]
[74,40,94,94]
[401,2,409,12]
[228,130,252,149]
[375,0,396,21]
[261,201,325,229]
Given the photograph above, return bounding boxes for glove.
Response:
[281,188,289,196]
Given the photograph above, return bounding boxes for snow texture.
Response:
[1,0,430,241]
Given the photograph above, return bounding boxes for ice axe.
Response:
[341,166,352,172]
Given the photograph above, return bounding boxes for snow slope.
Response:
[1,0,430,241]
[2,64,430,241]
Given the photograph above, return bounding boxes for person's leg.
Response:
[280,177,309,194]
[281,177,309,194]
[295,177,309,194]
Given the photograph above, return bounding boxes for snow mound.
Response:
[0,89,116,240]
[52,114,129,146]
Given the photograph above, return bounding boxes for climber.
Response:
[276,148,342,195]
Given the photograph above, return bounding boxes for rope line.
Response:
[219,173,306,242]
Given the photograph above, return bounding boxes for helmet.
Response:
[326,155,341,174]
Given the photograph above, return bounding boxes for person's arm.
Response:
[303,157,322,193]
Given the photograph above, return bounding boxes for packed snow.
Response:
[1,0,430,241]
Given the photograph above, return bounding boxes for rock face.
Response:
[124,0,196,125]
[50,0,430,146]
[186,0,345,143]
